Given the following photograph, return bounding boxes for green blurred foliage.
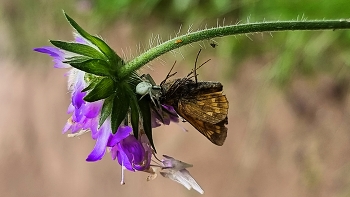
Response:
[1,0,350,86]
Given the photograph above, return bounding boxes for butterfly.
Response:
[158,50,229,146]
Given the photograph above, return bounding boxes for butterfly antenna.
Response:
[198,58,211,70]
[160,61,177,86]
[187,50,211,81]
[194,49,201,84]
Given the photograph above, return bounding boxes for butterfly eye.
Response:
[136,81,152,95]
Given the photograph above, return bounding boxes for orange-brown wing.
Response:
[180,92,228,124]
[176,105,228,146]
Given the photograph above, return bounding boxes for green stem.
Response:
[118,19,350,78]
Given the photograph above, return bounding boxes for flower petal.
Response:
[160,169,204,194]
[107,126,132,147]
[151,104,179,128]
[86,125,111,161]
[72,87,86,110]
[33,47,70,68]
[83,100,102,118]
[162,155,193,170]
[116,144,134,171]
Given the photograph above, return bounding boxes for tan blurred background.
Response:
[1,0,350,196]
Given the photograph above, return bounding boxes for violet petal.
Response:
[86,126,111,161]
[107,126,132,147]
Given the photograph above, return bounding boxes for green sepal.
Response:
[50,40,107,60]
[81,73,101,92]
[82,81,96,92]
[64,56,93,64]
[64,12,124,66]
[138,97,156,152]
[84,78,115,102]
[126,87,140,139]
[82,78,99,92]
[111,84,130,133]
[99,95,114,127]
[69,59,112,77]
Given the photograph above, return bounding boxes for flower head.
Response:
[34,13,208,194]
[34,34,116,162]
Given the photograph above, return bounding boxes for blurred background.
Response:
[1,0,350,196]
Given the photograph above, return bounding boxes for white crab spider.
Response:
[136,81,153,96]
[135,74,162,108]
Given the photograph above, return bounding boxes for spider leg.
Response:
[138,94,147,101]
[138,89,150,101]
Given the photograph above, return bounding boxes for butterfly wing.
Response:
[176,102,228,146]
[180,91,229,124]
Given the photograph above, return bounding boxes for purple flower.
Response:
[35,29,204,192]
[110,131,152,172]
[160,155,204,194]
[151,105,179,128]
[34,34,117,162]
[34,33,155,174]
[108,128,153,184]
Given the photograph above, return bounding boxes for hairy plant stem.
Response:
[118,19,350,79]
